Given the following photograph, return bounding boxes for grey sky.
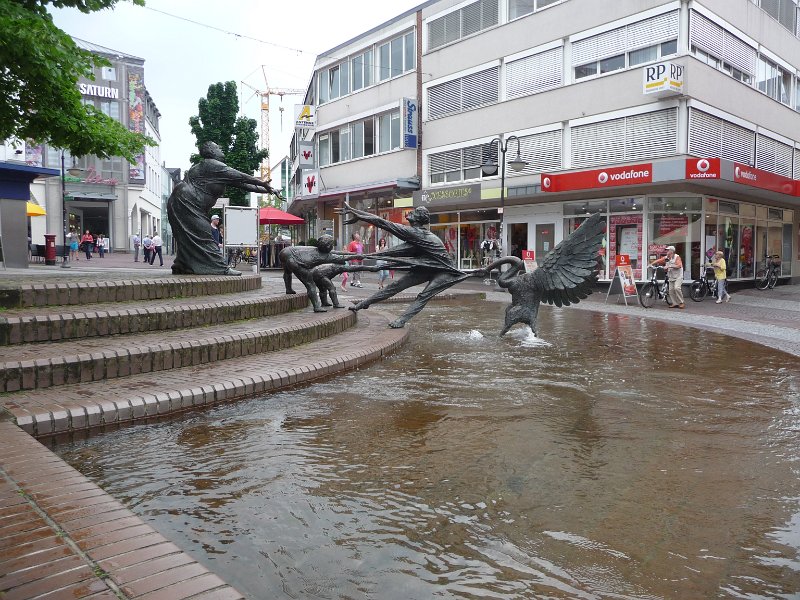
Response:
[53,0,422,173]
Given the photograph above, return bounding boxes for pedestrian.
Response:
[133,232,141,262]
[376,237,390,289]
[210,215,222,252]
[80,229,93,260]
[142,234,153,264]
[650,245,685,309]
[707,250,731,303]
[347,232,364,287]
[68,228,79,261]
[96,234,106,258]
[149,233,163,266]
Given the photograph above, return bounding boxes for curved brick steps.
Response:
[0,274,261,309]
[0,308,357,392]
[0,289,307,345]
[3,310,408,439]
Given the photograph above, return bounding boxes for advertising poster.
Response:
[522,250,537,272]
[128,66,146,182]
[606,254,638,305]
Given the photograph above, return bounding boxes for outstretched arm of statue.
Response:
[336,201,414,242]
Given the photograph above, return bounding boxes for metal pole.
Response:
[60,151,70,268]
[499,139,506,256]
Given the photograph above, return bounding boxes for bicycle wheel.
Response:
[755,268,770,290]
[689,280,707,302]
[768,270,778,289]
[639,283,657,308]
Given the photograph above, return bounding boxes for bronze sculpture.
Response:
[167,141,277,276]
[280,235,362,312]
[337,202,472,328]
[478,213,605,336]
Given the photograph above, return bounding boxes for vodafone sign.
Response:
[733,163,796,195]
[685,158,720,179]
[542,164,652,192]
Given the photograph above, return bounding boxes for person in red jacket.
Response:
[80,230,94,260]
[347,232,364,287]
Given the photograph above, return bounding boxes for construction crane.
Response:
[241,70,304,183]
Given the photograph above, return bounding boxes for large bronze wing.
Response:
[532,212,606,307]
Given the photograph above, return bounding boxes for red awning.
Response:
[258,206,305,225]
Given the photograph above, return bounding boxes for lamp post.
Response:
[481,135,528,254]
[60,151,70,268]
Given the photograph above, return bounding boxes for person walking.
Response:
[347,232,364,287]
[96,234,106,258]
[708,250,731,303]
[210,215,222,252]
[149,233,163,266]
[376,237,390,289]
[142,234,153,264]
[68,228,79,262]
[650,245,685,309]
[80,230,94,260]
[133,232,141,262]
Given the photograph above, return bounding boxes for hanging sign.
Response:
[294,104,316,129]
[302,170,319,197]
[298,141,315,167]
[402,97,418,149]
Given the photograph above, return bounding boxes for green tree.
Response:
[189,81,267,207]
[0,0,152,161]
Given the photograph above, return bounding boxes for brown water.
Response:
[55,301,800,599]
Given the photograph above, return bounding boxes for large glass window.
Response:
[648,197,702,279]
[379,31,415,81]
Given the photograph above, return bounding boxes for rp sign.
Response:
[643,61,684,96]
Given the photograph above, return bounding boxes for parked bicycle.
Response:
[227,247,257,268]
[689,266,719,302]
[639,266,670,308]
[755,254,781,290]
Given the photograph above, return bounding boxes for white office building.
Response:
[28,38,162,253]
[289,0,799,283]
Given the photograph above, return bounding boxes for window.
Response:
[378,31,415,81]
[509,0,561,20]
[428,66,499,119]
[756,55,790,103]
[428,0,499,50]
[689,11,758,86]
[506,47,563,98]
[99,101,120,120]
[429,142,497,184]
[351,49,374,91]
[351,118,375,159]
[574,10,678,80]
[378,111,401,152]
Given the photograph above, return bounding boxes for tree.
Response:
[0,0,152,161]
[189,81,267,207]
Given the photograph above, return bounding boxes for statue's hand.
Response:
[334,202,359,225]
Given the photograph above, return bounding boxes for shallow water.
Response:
[55,300,800,599]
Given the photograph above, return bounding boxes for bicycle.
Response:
[755,255,781,290]
[227,247,257,268]
[689,266,719,302]
[639,266,670,308]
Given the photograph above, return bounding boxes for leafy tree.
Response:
[189,81,268,207]
[0,0,152,161]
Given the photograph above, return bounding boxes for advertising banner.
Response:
[127,66,146,182]
[294,105,316,129]
[522,249,536,272]
[402,97,418,149]
[298,141,315,168]
[606,254,638,305]
[733,163,796,195]
[302,170,319,197]
[542,163,652,192]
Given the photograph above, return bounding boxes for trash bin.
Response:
[44,234,56,266]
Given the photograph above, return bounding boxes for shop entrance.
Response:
[509,223,527,259]
[534,223,555,265]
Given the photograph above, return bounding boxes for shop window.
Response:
[563,200,607,216]
[648,210,702,279]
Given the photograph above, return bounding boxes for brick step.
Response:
[0,308,356,393]
[0,288,307,346]
[3,310,408,439]
[0,274,261,309]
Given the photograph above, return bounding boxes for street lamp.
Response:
[481,135,528,253]
[60,150,83,268]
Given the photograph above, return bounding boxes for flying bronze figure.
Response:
[477,213,606,336]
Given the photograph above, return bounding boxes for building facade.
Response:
[290,0,799,282]
[28,38,162,253]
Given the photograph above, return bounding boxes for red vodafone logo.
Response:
[542,177,551,189]
[685,158,720,179]
[598,172,609,184]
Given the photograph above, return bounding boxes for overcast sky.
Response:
[52,0,422,173]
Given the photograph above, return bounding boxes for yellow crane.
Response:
[241,73,304,183]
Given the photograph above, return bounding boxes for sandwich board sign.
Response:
[606,254,638,305]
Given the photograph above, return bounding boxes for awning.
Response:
[26,202,46,216]
[68,192,117,202]
[259,206,305,225]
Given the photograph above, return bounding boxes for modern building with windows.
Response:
[28,37,163,254]
[289,0,798,282]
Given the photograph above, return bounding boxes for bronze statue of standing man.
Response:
[167,141,278,275]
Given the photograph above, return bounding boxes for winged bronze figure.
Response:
[479,213,605,336]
